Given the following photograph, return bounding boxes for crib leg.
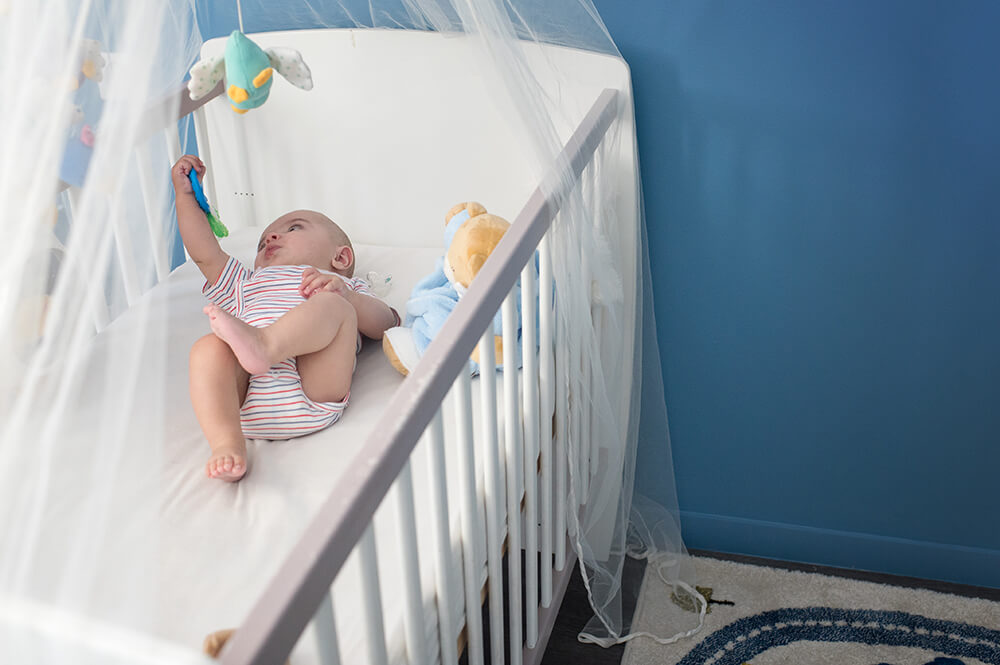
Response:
[521,545,578,665]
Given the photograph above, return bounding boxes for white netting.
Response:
[0,0,699,661]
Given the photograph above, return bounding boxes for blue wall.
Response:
[594,0,1000,587]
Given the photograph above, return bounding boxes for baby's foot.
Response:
[204,304,273,374]
[205,443,248,482]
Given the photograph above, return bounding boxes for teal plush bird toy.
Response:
[187,31,313,114]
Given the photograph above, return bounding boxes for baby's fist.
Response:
[171,154,205,194]
[300,268,347,299]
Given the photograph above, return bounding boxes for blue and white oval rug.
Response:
[622,557,1000,665]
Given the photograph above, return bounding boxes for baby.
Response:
[171,155,397,482]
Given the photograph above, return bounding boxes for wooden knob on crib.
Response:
[203,628,291,665]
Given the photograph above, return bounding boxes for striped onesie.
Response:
[203,257,373,440]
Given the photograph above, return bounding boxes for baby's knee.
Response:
[190,333,232,366]
[317,291,358,327]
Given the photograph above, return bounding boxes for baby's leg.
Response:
[190,334,250,482]
[205,292,358,402]
[297,294,359,404]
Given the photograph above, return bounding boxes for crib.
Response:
[4,20,648,665]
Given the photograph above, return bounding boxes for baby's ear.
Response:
[331,245,354,273]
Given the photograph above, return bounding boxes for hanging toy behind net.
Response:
[189,170,228,238]
[187,30,314,114]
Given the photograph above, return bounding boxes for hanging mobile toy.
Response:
[188,170,228,238]
[187,31,313,115]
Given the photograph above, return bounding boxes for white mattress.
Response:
[93,229,514,663]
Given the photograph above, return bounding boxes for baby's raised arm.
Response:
[172,155,229,285]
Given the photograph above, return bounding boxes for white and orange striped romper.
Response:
[203,257,373,440]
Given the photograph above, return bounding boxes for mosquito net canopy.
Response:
[0,0,699,661]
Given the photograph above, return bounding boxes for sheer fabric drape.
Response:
[0,0,698,659]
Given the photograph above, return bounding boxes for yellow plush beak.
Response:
[253,67,273,88]
[227,84,249,103]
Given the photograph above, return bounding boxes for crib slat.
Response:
[134,143,169,282]
[358,525,390,665]
[110,196,141,306]
[312,590,341,665]
[501,292,524,665]
[452,373,485,665]
[163,124,185,264]
[65,188,110,332]
[538,235,554,606]
[554,314,568,571]
[577,224,591,500]
[579,340,591,501]
[164,124,183,169]
[426,409,458,665]
[590,307,605,486]
[479,329,506,665]
[521,262,539,647]
[192,107,220,212]
[393,461,428,665]
[567,303,583,512]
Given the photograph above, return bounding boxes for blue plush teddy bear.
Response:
[382,202,532,376]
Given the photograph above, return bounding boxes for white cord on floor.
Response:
[576,553,707,648]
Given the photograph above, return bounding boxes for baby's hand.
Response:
[171,154,205,195]
[300,267,349,299]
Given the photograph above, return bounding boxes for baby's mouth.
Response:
[264,245,280,259]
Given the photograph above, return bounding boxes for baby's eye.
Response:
[288,224,302,231]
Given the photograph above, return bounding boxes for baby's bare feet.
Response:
[204,304,273,374]
[205,443,248,482]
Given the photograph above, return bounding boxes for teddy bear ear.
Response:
[445,201,487,225]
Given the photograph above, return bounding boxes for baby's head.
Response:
[254,210,354,276]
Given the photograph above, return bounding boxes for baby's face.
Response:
[254,211,345,270]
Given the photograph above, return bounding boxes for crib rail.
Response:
[217,87,620,665]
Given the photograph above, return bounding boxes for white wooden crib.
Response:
[65,27,638,665]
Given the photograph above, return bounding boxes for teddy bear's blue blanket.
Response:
[402,208,539,374]
[404,256,508,375]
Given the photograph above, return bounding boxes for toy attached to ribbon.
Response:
[188,170,228,238]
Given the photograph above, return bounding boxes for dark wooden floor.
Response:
[540,556,646,665]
